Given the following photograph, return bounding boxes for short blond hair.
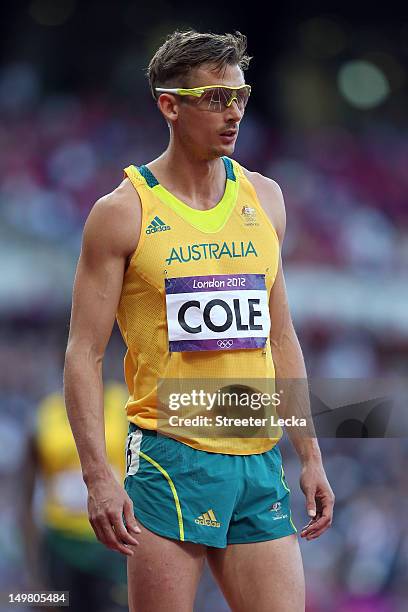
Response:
[147,29,252,100]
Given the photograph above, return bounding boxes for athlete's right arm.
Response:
[63,178,141,555]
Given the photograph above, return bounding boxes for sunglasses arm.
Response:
[155,87,204,97]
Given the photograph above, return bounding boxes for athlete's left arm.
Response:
[248,170,335,540]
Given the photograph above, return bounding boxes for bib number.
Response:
[165,273,270,352]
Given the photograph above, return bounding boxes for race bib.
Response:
[50,467,122,512]
[49,470,89,512]
[165,273,270,352]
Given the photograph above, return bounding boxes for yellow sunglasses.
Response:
[155,84,251,113]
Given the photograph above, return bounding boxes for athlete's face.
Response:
[169,63,246,160]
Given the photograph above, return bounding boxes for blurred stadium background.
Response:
[1,2,407,611]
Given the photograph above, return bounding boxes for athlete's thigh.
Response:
[207,534,305,612]
[127,520,206,612]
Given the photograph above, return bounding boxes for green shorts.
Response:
[124,423,297,548]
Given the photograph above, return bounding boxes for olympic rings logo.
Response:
[217,339,234,349]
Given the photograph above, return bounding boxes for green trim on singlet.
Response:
[223,156,235,181]
[138,164,159,188]
[135,156,239,233]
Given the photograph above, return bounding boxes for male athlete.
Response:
[64,30,334,611]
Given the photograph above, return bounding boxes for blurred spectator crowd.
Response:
[1,64,407,270]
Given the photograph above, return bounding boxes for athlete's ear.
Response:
[157,93,179,122]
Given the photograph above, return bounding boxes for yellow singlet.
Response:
[117,156,282,454]
[36,383,128,538]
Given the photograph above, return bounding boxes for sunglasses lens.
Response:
[234,87,251,108]
[198,87,250,112]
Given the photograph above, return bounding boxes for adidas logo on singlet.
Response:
[146,216,171,234]
[195,509,221,528]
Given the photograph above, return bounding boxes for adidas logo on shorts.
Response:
[146,215,171,234]
[195,509,221,528]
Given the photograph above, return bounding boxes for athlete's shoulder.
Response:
[240,165,286,243]
[96,176,140,212]
[84,178,141,259]
[240,166,283,199]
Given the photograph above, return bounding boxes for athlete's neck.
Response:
[146,145,227,211]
